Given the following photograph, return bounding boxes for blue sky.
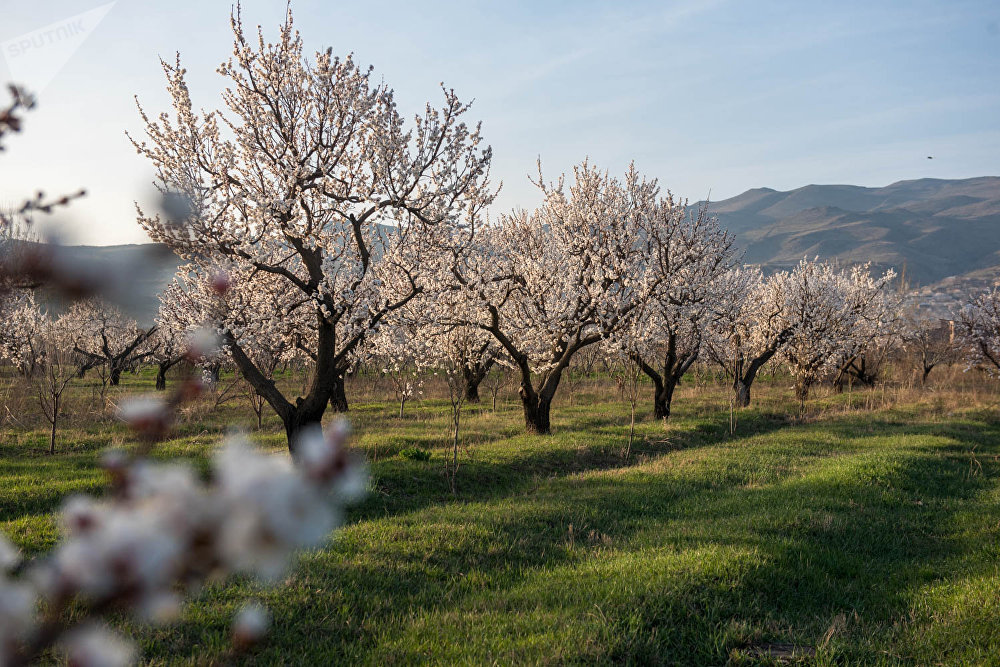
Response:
[1,0,998,244]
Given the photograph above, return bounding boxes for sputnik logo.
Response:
[2,3,116,95]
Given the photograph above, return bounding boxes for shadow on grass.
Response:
[149,411,1000,663]
[347,405,797,527]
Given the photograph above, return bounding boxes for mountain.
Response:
[701,176,1000,286]
[31,177,1000,324]
[31,243,181,326]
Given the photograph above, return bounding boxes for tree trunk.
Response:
[463,382,480,403]
[155,364,168,391]
[223,314,346,452]
[795,377,812,403]
[328,372,348,412]
[921,364,934,386]
[733,351,773,409]
[462,358,494,403]
[109,364,123,387]
[733,378,751,408]
[49,396,58,455]
[463,369,482,403]
[653,377,678,421]
[517,363,564,435]
[282,400,329,453]
[634,332,699,423]
[521,393,552,434]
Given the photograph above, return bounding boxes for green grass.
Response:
[2,371,1000,665]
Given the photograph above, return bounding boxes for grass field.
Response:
[2,368,1000,665]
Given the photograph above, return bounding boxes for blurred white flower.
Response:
[62,623,137,667]
[0,534,20,572]
[184,327,221,360]
[0,578,36,652]
[116,396,169,435]
[232,600,270,648]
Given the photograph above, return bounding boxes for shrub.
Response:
[400,446,431,462]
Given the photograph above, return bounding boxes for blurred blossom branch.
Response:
[0,84,35,149]
[0,72,368,664]
[1,423,366,665]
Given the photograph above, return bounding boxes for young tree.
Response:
[32,313,77,454]
[483,364,512,412]
[131,7,494,448]
[613,353,644,460]
[422,325,491,493]
[904,313,957,385]
[430,161,653,434]
[368,320,423,419]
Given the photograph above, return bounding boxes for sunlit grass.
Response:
[2,369,999,664]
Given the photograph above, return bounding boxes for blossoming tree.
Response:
[608,204,737,421]
[702,268,782,407]
[958,286,1000,375]
[65,299,157,386]
[904,313,957,385]
[0,291,46,376]
[131,7,494,447]
[779,260,896,403]
[430,161,652,434]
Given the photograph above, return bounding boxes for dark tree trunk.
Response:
[109,363,123,387]
[463,381,480,404]
[282,400,330,450]
[653,378,677,420]
[795,377,812,403]
[461,357,494,403]
[833,358,849,393]
[733,379,751,408]
[521,390,552,434]
[635,332,698,423]
[854,357,878,386]
[518,369,561,435]
[462,366,484,403]
[732,349,774,409]
[921,363,934,386]
[485,320,596,436]
[328,372,348,412]
[223,314,348,452]
[155,358,182,391]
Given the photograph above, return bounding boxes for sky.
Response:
[0,0,998,245]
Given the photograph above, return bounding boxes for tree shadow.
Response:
[147,409,1000,662]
